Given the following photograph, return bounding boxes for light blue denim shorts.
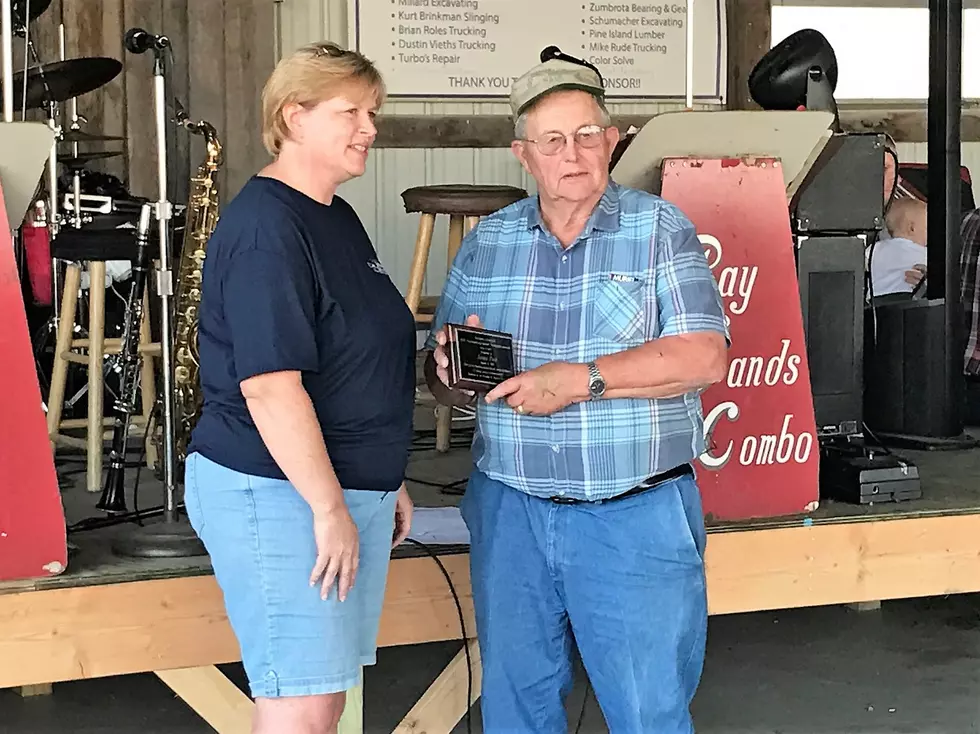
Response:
[184,451,398,698]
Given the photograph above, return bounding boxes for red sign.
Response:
[0,185,67,580]
[661,157,820,521]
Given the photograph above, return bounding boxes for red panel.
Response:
[0,186,67,580]
[661,158,820,521]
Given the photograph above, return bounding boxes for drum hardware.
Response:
[61,193,114,216]
[58,150,123,167]
[60,128,124,143]
[61,192,144,218]
[11,0,51,32]
[1,57,123,113]
[0,0,54,116]
[9,14,135,445]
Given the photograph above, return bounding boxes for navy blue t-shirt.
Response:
[188,176,416,491]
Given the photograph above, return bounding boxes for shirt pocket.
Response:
[592,276,648,344]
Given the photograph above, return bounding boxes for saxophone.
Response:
[165,118,222,473]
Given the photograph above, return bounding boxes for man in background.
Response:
[959,207,980,376]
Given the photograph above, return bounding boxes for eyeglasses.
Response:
[312,43,348,58]
[522,125,607,156]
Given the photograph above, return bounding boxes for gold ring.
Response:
[516,405,525,414]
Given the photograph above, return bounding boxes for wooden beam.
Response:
[0,554,472,689]
[3,510,980,716]
[371,109,980,148]
[396,512,980,734]
[373,114,670,148]
[726,0,772,110]
[393,640,481,734]
[705,514,980,615]
[155,666,253,734]
[840,107,980,144]
[14,684,52,697]
[0,574,240,689]
[338,678,364,734]
[156,666,365,734]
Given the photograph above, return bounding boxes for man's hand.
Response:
[485,361,589,416]
[392,484,413,548]
[432,313,483,387]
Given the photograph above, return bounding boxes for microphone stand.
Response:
[2,0,12,122]
[113,36,205,559]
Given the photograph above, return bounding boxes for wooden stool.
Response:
[46,230,161,493]
[401,184,528,451]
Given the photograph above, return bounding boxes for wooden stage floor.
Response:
[15,426,980,596]
[3,427,980,733]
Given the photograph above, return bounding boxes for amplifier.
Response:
[797,234,866,435]
[793,133,886,235]
[820,444,922,504]
[863,298,966,438]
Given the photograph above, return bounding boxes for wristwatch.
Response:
[587,361,606,400]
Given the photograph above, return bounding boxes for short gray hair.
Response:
[514,93,612,140]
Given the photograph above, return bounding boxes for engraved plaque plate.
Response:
[446,323,515,393]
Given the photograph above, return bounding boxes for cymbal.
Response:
[13,0,52,27]
[59,151,123,168]
[61,128,126,143]
[5,57,122,111]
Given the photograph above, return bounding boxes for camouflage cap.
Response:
[510,59,605,118]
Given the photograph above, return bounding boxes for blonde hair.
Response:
[261,42,386,156]
[886,197,928,243]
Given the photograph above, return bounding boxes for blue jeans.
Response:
[461,469,708,734]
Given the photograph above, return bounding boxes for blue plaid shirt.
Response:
[427,181,727,500]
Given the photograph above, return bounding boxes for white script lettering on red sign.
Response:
[661,157,820,521]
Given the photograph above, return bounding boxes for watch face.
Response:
[590,378,605,395]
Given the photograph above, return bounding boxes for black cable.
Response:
[63,397,161,534]
[66,503,167,534]
[866,145,903,349]
[408,529,591,734]
[884,145,900,213]
[404,538,473,734]
[862,421,897,457]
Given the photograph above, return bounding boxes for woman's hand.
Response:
[310,504,360,602]
[392,484,414,548]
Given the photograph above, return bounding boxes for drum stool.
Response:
[46,228,160,493]
[401,184,527,451]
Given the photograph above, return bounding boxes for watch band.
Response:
[588,361,601,383]
[587,361,605,399]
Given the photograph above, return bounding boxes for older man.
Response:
[424,55,728,733]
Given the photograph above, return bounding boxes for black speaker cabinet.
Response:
[796,235,866,435]
[863,298,965,437]
[793,133,886,235]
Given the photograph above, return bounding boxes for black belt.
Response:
[549,463,694,505]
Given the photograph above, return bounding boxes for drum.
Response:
[22,217,52,306]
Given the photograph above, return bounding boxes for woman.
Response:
[184,42,416,734]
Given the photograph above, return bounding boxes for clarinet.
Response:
[97,203,154,514]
